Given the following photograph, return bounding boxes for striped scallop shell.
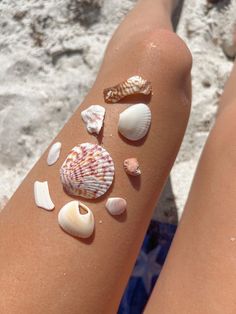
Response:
[60,143,114,199]
[103,76,152,103]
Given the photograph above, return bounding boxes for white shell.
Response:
[118,103,151,141]
[60,143,115,199]
[34,181,55,211]
[105,197,127,215]
[58,200,95,238]
[81,105,105,135]
[47,142,62,166]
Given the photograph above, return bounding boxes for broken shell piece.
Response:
[58,200,95,238]
[47,142,62,166]
[60,143,115,199]
[104,75,152,103]
[34,181,55,211]
[124,158,141,176]
[105,197,127,215]
[118,103,151,141]
[81,105,105,135]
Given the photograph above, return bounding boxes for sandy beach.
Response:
[0,0,235,222]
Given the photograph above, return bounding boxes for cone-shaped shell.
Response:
[118,103,151,141]
[60,143,115,199]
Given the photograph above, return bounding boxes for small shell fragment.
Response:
[60,143,115,199]
[124,158,141,176]
[81,105,105,135]
[106,197,127,216]
[58,200,95,238]
[103,75,152,103]
[47,142,62,166]
[34,181,55,211]
[118,103,151,141]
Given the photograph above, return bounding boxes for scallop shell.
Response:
[105,197,127,215]
[47,142,62,166]
[103,75,152,103]
[58,200,95,238]
[81,105,105,135]
[118,103,151,141]
[34,181,55,211]
[60,143,115,199]
[124,158,141,176]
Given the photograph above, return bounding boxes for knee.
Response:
[141,29,192,83]
[107,29,192,105]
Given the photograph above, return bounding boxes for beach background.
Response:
[0,0,235,223]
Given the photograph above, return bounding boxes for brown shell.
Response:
[103,75,152,103]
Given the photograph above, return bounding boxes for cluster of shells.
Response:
[34,76,152,239]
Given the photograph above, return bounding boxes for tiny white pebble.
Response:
[230,237,236,242]
[99,220,103,224]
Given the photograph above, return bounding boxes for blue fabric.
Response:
[118,221,177,314]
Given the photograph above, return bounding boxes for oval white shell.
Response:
[58,200,95,238]
[81,105,105,135]
[47,142,62,166]
[118,103,151,141]
[34,181,55,211]
[60,143,115,199]
[124,158,141,176]
[106,197,127,215]
[104,76,152,103]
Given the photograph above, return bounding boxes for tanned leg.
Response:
[0,1,191,313]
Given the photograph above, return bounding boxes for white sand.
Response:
[0,0,235,222]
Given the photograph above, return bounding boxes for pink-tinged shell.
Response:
[60,143,115,199]
[105,197,127,215]
[103,75,152,103]
[123,158,141,176]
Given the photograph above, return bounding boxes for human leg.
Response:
[145,59,236,314]
[0,1,191,313]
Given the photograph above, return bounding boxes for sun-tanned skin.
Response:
[0,1,192,313]
[145,44,236,314]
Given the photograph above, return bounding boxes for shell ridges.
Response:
[60,143,115,199]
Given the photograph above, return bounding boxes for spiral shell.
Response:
[60,143,115,199]
[103,75,152,103]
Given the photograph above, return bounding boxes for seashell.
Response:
[60,143,115,199]
[81,105,105,135]
[34,181,55,211]
[47,142,62,166]
[58,200,95,238]
[124,158,141,176]
[118,103,151,141]
[103,75,152,103]
[105,197,127,215]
